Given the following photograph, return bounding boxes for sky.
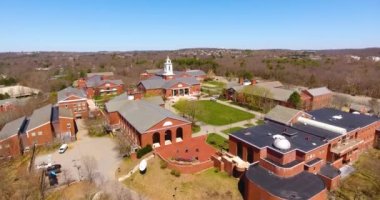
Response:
[0,0,379,52]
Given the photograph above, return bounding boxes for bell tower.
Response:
[163,56,174,76]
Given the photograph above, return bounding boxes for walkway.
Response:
[118,154,155,182]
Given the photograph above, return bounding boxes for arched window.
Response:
[164,130,172,142]
[176,127,183,140]
[153,132,160,144]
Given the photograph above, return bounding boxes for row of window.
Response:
[30,131,43,137]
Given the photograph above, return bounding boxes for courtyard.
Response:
[174,100,255,125]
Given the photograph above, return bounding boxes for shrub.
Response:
[136,145,153,159]
[160,160,168,169]
[170,169,181,177]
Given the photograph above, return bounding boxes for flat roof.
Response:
[308,108,379,131]
[231,121,328,153]
[319,164,340,179]
[246,164,326,199]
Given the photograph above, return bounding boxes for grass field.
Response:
[123,157,242,200]
[174,100,255,125]
[201,80,226,95]
[330,148,380,200]
[206,133,229,151]
[221,127,245,135]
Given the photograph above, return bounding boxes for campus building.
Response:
[137,57,205,98]
[77,72,124,98]
[57,87,89,119]
[0,104,77,158]
[228,105,380,200]
[225,80,332,111]
[105,93,192,148]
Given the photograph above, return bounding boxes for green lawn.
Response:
[221,127,244,135]
[206,133,229,151]
[174,100,255,125]
[201,80,226,95]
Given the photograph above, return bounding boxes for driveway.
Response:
[35,119,121,182]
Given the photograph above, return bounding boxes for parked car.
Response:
[45,164,62,176]
[59,144,68,154]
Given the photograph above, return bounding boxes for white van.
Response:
[58,144,68,154]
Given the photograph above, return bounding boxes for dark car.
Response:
[47,164,61,171]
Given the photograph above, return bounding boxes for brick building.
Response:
[0,104,77,158]
[77,72,124,98]
[57,87,89,119]
[105,93,192,148]
[137,57,204,98]
[225,81,333,111]
[228,105,380,200]
[301,87,333,110]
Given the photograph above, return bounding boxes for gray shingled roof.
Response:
[57,87,87,102]
[118,100,190,133]
[139,79,166,90]
[105,93,130,112]
[265,105,302,125]
[256,81,284,88]
[235,85,294,102]
[87,72,114,78]
[144,96,164,106]
[57,87,87,101]
[162,77,200,89]
[0,117,26,140]
[26,104,52,132]
[86,75,124,88]
[185,70,206,77]
[307,87,332,97]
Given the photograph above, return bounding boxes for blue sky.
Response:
[0,0,379,51]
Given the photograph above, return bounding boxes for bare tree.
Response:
[330,95,350,109]
[115,132,131,157]
[61,169,73,187]
[368,98,380,116]
[81,156,98,183]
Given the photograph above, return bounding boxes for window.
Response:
[38,131,43,136]
[31,132,36,137]
[65,104,68,108]
[5,144,10,148]
[82,102,86,106]
[67,123,71,129]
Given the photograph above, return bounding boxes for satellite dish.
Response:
[139,159,147,172]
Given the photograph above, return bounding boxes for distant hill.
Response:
[0,48,379,98]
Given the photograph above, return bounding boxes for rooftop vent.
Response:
[267,132,272,136]
[332,115,343,120]
[244,132,251,136]
[312,142,317,146]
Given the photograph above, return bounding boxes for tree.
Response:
[115,132,132,157]
[81,156,98,183]
[241,85,273,112]
[288,92,302,109]
[368,97,380,116]
[174,99,200,122]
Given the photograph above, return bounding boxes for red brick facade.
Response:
[58,96,89,119]
[0,135,22,158]
[23,123,55,148]
[229,119,380,200]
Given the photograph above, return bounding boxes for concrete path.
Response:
[118,154,155,182]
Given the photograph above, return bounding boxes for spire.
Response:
[163,56,174,75]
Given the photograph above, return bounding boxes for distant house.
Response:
[77,75,124,98]
[57,87,89,119]
[0,105,77,158]
[0,98,18,112]
[137,57,204,98]
[104,93,191,148]
[86,72,114,79]
[225,80,332,111]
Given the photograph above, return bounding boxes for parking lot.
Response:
[35,119,121,183]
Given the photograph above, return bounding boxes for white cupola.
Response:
[163,56,174,76]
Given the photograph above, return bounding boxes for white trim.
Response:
[58,98,87,103]
[0,134,18,142]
